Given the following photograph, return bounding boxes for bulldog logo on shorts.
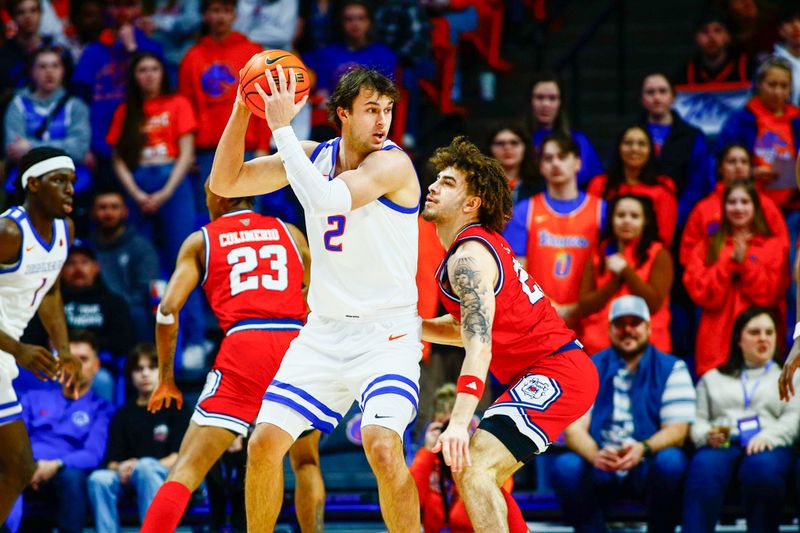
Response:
[510,374,562,411]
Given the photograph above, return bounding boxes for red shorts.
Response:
[480,346,599,462]
[192,328,300,436]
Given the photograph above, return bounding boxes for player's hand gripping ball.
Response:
[239,49,310,118]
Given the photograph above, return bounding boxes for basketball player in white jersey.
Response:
[0,147,81,524]
[211,66,422,532]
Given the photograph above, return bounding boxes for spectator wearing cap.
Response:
[552,295,695,533]
[773,5,800,106]
[674,11,753,85]
[88,189,161,342]
[88,344,190,533]
[22,239,136,402]
[19,329,114,533]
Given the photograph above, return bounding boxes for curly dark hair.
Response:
[429,136,513,233]
[327,66,399,129]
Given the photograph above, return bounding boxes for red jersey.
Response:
[201,210,307,333]
[436,224,576,384]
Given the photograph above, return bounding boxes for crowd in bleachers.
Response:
[3,0,800,531]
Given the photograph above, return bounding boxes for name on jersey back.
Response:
[25,259,65,275]
[219,228,281,247]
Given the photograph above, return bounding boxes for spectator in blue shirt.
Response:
[20,329,114,533]
[303,0,397,98]
[551,295,695,533]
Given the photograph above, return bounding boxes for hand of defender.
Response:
[58,350,82,399]
[779,339,800,401]
[148,380,183,413]
[432,423,471,472]
[254,64,309,131]
[16,343,58,381]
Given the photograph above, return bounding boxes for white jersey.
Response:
[302,138,419,320]
[0,206,69,372]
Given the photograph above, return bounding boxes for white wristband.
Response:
[156,304,175,325]
[794,322,800,341]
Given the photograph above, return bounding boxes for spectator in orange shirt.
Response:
[106,51,207,367]
[588,126,678,247]
[579,195,673,355]
[178,0,272,223]
[681,143,788,267]
[684,179,789,376]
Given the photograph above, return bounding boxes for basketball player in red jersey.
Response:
[140,180,324,532]
[421,137,599,531]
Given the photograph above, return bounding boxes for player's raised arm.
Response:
[434,241,499,473]
[257,65,418,216]
[148,231,204,413]
[208,86,316,198]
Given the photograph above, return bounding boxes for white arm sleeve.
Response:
[273,126,352,217]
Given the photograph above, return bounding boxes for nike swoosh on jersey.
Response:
[25,245,35,252]
[388,333,408,341]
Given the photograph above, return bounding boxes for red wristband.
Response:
[457,375,485,398]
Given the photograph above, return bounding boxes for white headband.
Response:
[20,156,75,189]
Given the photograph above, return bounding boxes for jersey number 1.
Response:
[228,245,288,296]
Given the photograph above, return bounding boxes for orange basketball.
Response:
[239,49,310,119]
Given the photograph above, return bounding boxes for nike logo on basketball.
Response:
[375,414,395,419]
[265,54,291,65]
[388,333,407,341]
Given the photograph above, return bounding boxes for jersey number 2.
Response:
[324,215,346,252]
[228,245,288,296]
[512,258,545,305]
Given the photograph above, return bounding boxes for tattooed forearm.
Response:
[450,256,492,344]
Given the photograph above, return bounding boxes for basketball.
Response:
[239,49,310,119]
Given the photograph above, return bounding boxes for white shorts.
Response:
[0,352,22,426]
[256,313,422,440]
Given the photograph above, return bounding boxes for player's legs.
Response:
[246,423,296,532]
[452,429,523,533]
[361,424,420,533]
[0,420,36,523]
[288,430,325,532]
[351,315,423,532]
[140,423,236,532]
